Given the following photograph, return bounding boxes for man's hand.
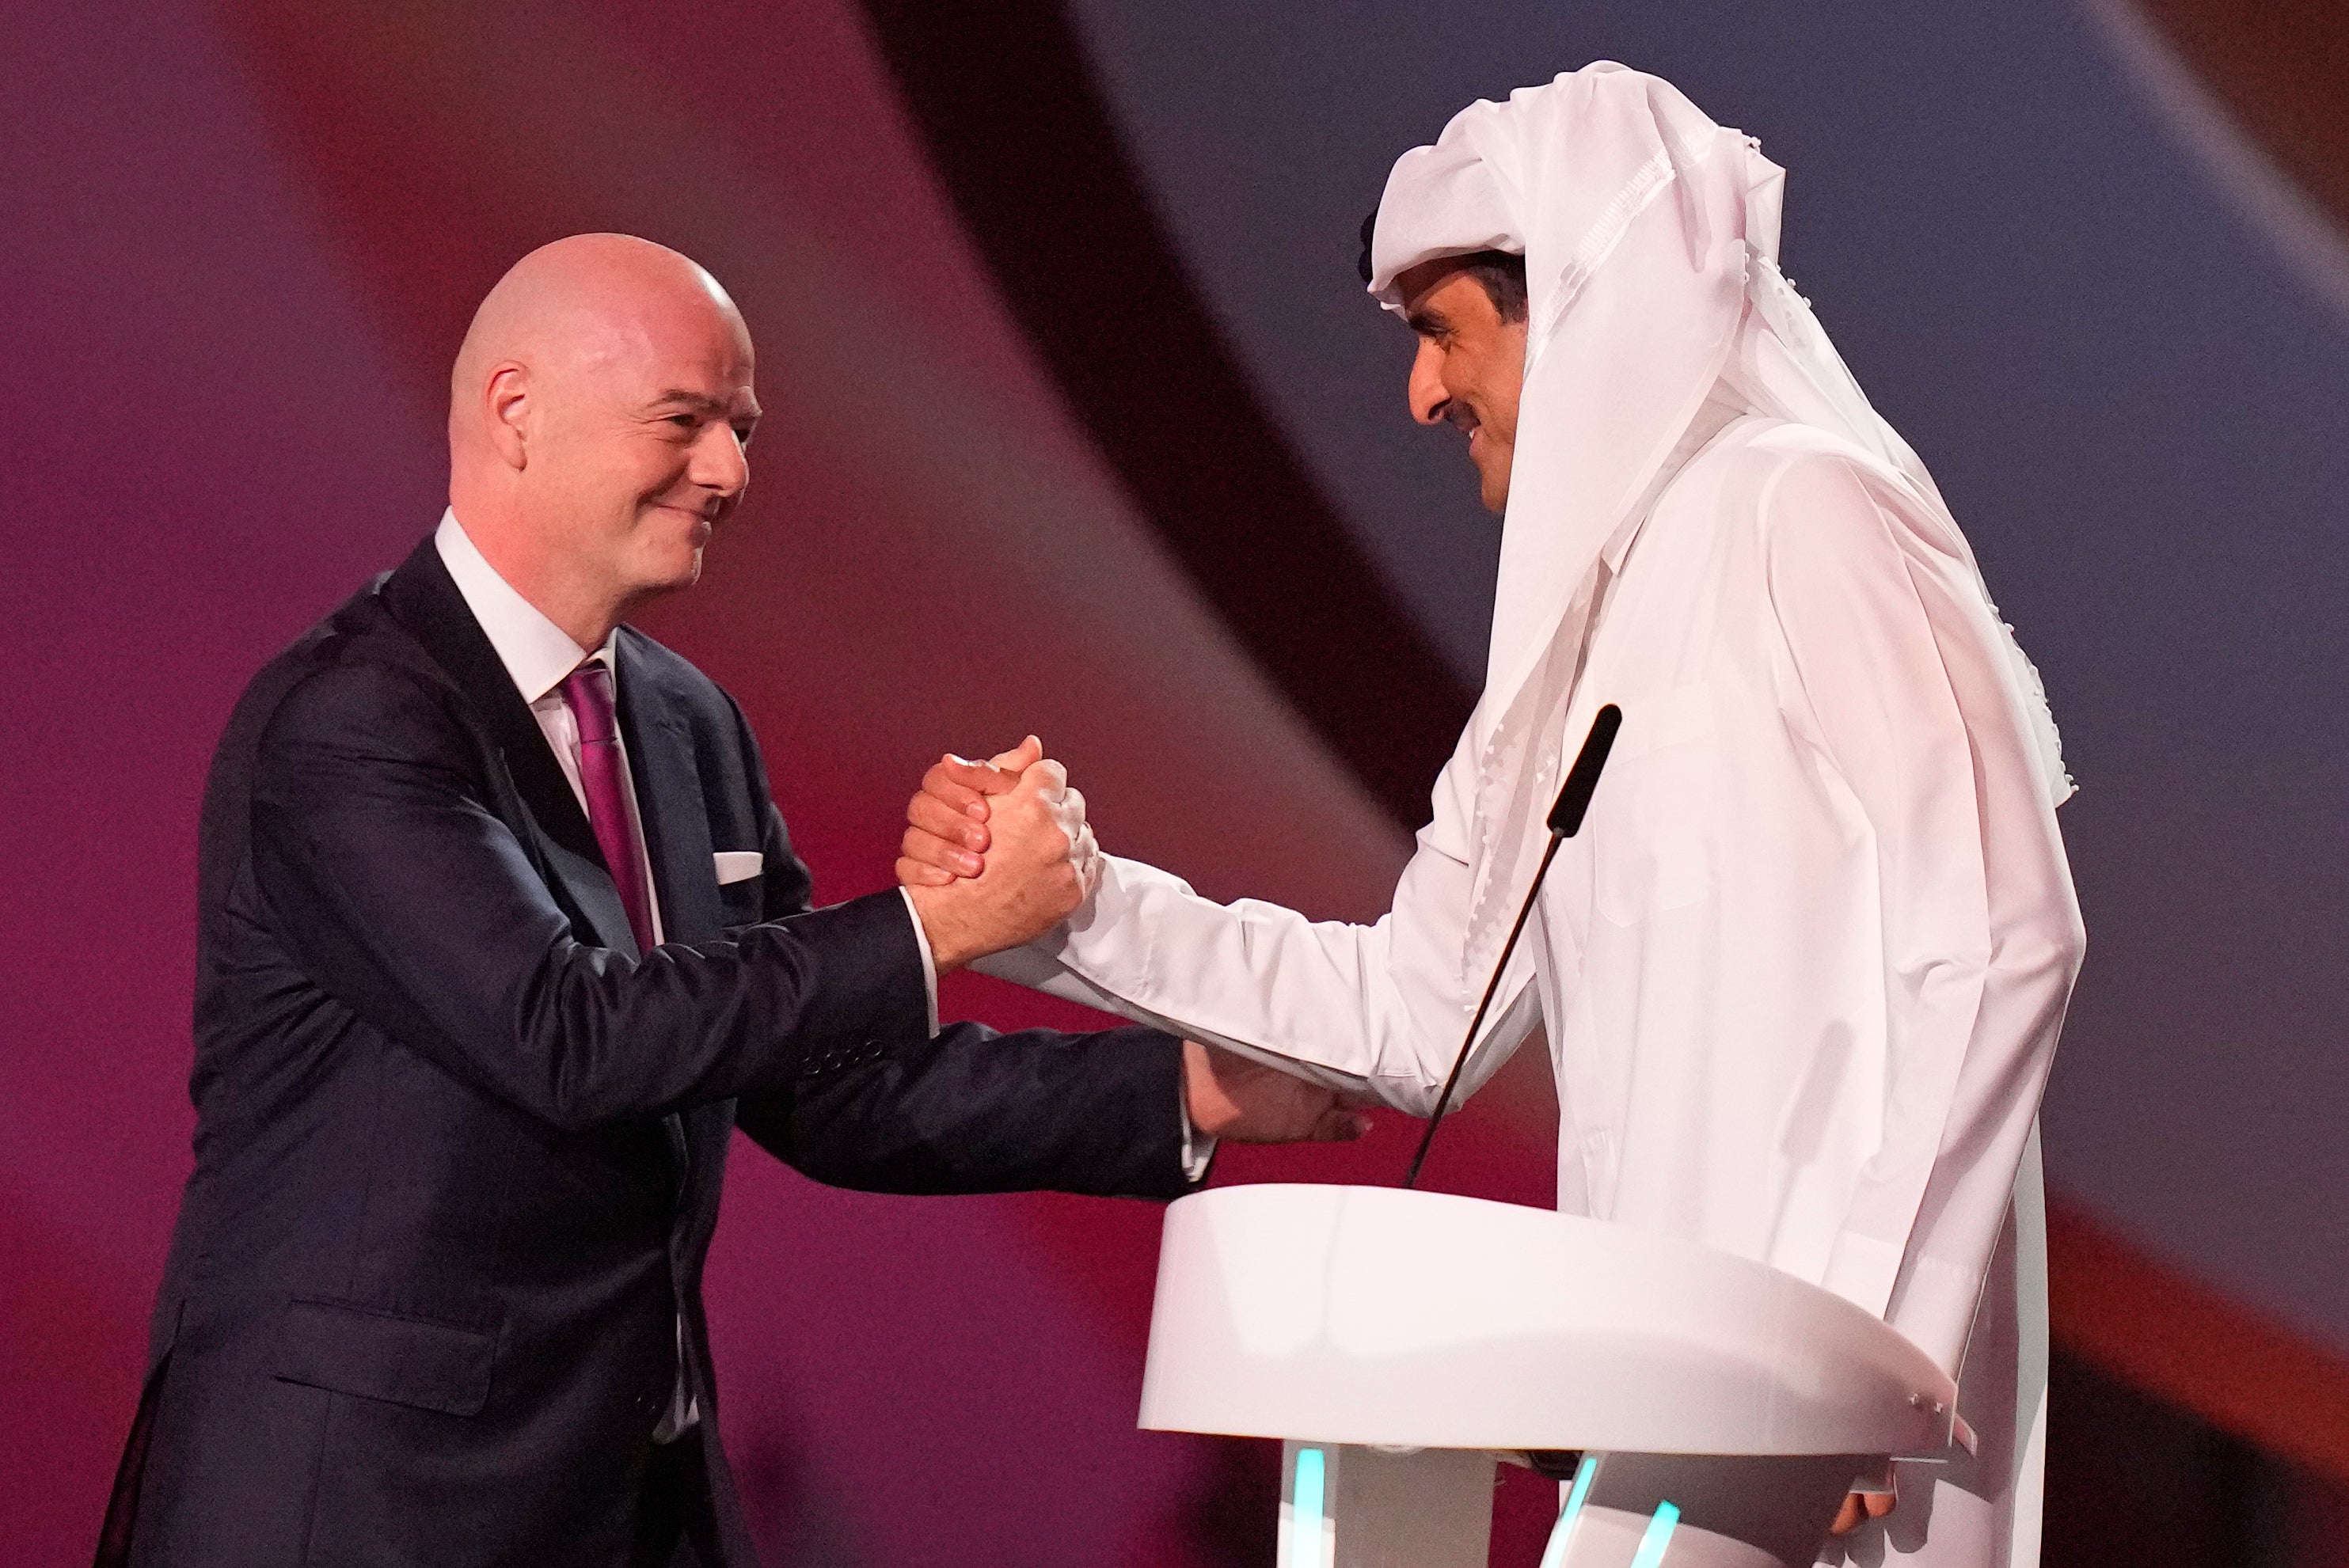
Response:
[1830,1484,1895,1536]
[898,742,1033,887]
[903,738,1097,970]
[1183,1040,1371,1143]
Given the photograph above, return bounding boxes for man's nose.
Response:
[1407,340,1450,427]
[690,423,749,497]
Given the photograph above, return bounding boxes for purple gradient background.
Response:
[5,0,2346,1564]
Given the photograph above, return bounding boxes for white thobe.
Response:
[995,416,2085,1566]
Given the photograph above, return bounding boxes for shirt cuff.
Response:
[1177,1063,1217,1183]
[898,887,941,1038]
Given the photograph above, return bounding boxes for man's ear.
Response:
[484,363,531,471]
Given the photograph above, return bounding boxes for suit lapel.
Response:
[610,632,716,1198]
[377,537,640,959]
[614,632,720,947]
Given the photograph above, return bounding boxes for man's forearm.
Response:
[1034,853,1514,1112]
[742,1021,1198,1200]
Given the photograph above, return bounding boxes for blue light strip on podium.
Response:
[1627,1499,1682,1568]
[1537,1453,1599,1568]
[1287,1446,1327,1567]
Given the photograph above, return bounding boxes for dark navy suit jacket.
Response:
[100,537,1195,1567]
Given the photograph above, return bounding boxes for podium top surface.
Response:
[1138,1184,1958,1458]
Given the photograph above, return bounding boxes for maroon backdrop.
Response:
[10,2,2349,1565]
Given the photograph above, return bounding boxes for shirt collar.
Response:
[434,509,618,704]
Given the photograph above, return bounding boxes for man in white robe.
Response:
[901,64,2083,1566]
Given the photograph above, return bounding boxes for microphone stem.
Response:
[1403,829,1568,1190]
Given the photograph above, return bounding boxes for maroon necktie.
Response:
[557,659,656,953]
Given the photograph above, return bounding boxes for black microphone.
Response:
[1403,704,1622,1190]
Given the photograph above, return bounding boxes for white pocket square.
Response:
[713,851,764,886]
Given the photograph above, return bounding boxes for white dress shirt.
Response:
[435,515,667,931]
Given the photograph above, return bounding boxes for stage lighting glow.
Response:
[1628,1498,1682,1568]
[1537,1452,1600,1568]
[1284,1445,1328,1567]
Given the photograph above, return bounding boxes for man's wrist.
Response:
[1176,1056,1218,1183]
[895,887,941,1038]
[903,883,975,973]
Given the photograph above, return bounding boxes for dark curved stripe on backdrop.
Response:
[859,0,1473,826]
[2132,0,2349,237]
[2047,1199,2349,1486]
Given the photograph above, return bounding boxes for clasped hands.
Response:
[897,736,1094,973]
[898,738,1366,1145]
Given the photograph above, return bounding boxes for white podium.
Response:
[1139,1185,1960,1567]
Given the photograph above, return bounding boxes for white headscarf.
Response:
[1367,63,2072,987]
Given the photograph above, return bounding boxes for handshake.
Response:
[895,737,1368,1146]
[894,736,1096,972]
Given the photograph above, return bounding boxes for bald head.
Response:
[448,233,760,649]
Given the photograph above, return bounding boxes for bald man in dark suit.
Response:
[98,233,1359,1568]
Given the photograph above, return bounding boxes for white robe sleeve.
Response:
[981,738,1541,1115]
[1759,453,2084,1372]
